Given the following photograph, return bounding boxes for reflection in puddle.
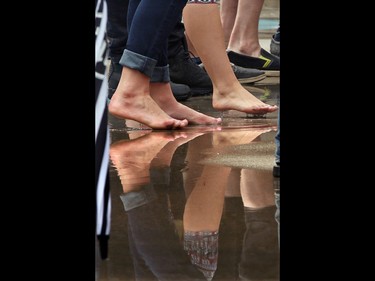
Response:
[106,124,280,280]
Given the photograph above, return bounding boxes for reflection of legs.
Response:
[239,205,279,281]
[240,169,275,209]
[181,131,233,280]
[126,224,157,280]
[122,193,205,280]
[237,169,279,281]
[182,133,213,197]
[151,130,219,168]
[110,131,185,192]
[183,164,232,280]
[182,3,278,115]
[212,127,272,148]
[183,127,272,196]
[184,165,231,231]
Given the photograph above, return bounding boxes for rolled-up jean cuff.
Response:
[119,183,157,211]
[150,66,170,82]
[119,49,157,78]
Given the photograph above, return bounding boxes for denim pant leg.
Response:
[120,0,188,80]
[168,14,185,59]
[106,0,129,62]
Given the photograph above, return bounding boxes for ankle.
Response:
[228,44,261,57]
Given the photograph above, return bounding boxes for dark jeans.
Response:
[106,0,186,62]
[106,0,129,62]
[106,0,187,81]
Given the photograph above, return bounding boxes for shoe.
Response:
[270,26,280,57]
[168,48,213,96]
[230,63,266,84]
[107,59,122,99]
[199,62,266,84]
[188,52,202,65]
[227,48,280,76]
[169,82,192,101]
[107,60,192,102]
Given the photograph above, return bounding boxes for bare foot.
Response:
[151,129,221,167]
[212,84,278,115]
[110,131,186,192]
[150,82,222,125]
[108,67,188,129]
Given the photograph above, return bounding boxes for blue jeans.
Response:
[119,0,188,82]
[106,0,187,63]
[106,0,129,62]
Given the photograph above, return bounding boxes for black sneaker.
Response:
[199,62,266,84]
[270,26,280,57]
[168,48,213,96]
[230,63,266,84]
[107,60,192,102]
[227,48,280,76]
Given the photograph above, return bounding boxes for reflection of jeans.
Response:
[120,186,206,280]
[120,0,188,81]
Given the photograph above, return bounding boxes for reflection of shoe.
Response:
[107,60,192,102]
[239,206,279,281]
[270,27,280,57]
[169,48,213,96]
[273,163,280,177]
[227,48,280,76]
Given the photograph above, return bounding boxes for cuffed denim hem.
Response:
[119,49,157,78]
[150,65,170,82]
[119,183,157,212]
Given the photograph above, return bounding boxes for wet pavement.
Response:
[96,77,280,280]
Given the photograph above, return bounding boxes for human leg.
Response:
[225,0,264,57]
[270,25,280,57]
[222,0,280,74]
[182,2,278,115]
[106,0,192,102]
[219,0,237,47]
[168,19,214,96]
[109,0,191,129]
